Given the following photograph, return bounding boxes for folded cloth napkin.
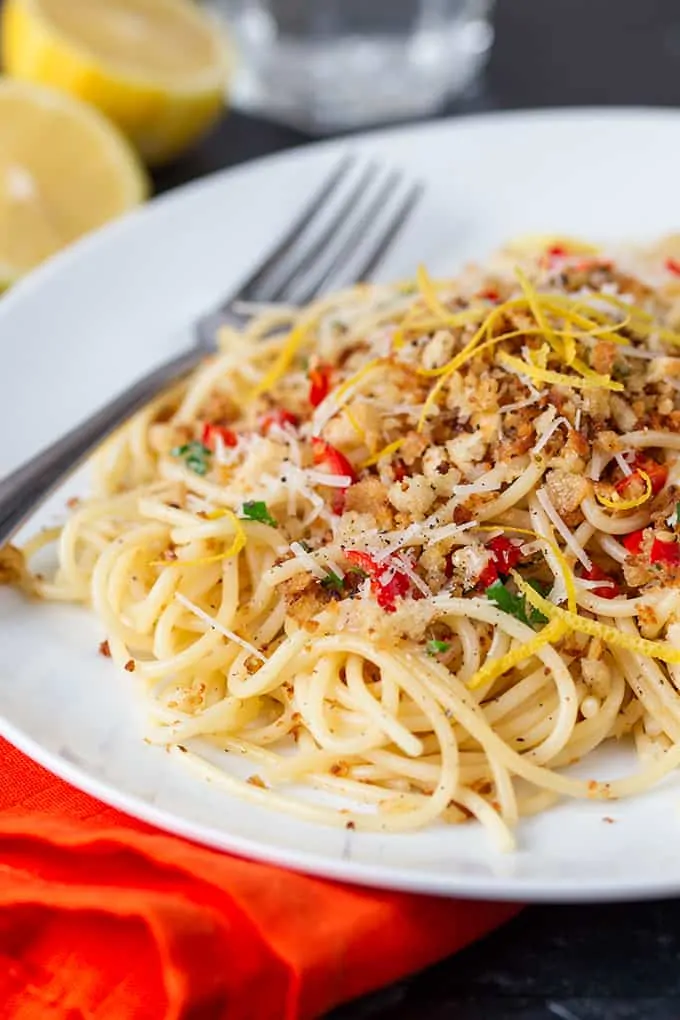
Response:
[0,737,518,1019]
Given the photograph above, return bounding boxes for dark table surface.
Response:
[153,2,680,1017]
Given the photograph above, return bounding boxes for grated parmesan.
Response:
[536,487,592,569]
[174,592,266,662]
[531,416,569,456]
[614,452,633,477]
[289,542,328,579]
[394,553,433,597]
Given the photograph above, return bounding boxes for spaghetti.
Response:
[9,234,680,850]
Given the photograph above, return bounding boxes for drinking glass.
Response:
[204,0,494,133]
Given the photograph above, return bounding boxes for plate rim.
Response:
[4,106,680,902]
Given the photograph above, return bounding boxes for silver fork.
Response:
[0,157,422,546]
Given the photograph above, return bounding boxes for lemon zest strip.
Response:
[344,406,368,444]
[513,572,680,665]
[416,264,451,319]
[467,618,568,690]
[154,511,247,567]
[497,350,624,391]
[360,438,404,468]
[596,470,653,511]
[253,321,308,396]
[333,358,383,403]
[515,267,564,360]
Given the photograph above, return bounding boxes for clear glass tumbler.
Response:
[205,0,494,133]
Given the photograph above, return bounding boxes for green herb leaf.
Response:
[426,639,450,656]
[486,580,547,627]
[525,579,549,624]
[676,501,680,525]
[186,456,208,476]
[321,570,345,593]
[346,566,369,580]
[240,500,278,528]
[171,441,211,476]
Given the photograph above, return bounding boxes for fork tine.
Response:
[224,154,355,307]
[293,174,423,305]
[351,181,424,284]
[260,162,381,303]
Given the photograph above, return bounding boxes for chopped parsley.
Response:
[486,580,548,627]
[426,639,450,656]
[171,441,211,476]
[676,501,680,525]
[240,500,278,528]
[321,570,345,593]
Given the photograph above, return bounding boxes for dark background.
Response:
[158,1,680,1018]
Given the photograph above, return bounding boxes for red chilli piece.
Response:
[201,423,238,450]
[622,530,646,556]
[311,438,357,514]
[573,258,613,272]
[478,288,499,303]
[616,457,667,498]
[476,536,523,589]
[477,561,499,589]
[487,536,523,575]
[260,409,299,435]
[666,257,680,277]
[393,459,408,483]
[581,563,620,599]
[309,364,333,407]
[345,550,409,612]
[650,538,680,567]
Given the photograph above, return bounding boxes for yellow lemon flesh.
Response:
[0,78,149,287]
[2,0,228,165]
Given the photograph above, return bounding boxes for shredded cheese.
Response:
[305,469,354,489]
[614,452,633,476]
[289,541,328,579]
[394,553,433,597]
[174,592,266,662]
[536,487,592,570]
[531,416,569,456]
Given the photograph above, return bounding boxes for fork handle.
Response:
[0,343,204,547]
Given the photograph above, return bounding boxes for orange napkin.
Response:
[0,737,519,1019]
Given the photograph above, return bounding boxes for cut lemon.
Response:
[2,0,228,165]
[0,78,149,287]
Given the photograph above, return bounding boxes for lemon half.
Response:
[0,78,148,287]
[2,0,228,164]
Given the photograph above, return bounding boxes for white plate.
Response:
[3,109,680,903]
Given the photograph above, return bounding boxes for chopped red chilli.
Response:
[201,423,238,449]
[260,409,298,434]
[477,536,523,588]
[623,530,645,556]
[666,257,680,277]
[581,563,620,599]
[345,550,410,612]
[311,438,356,513]
[650,538,680,566]
[309,364,333,407]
